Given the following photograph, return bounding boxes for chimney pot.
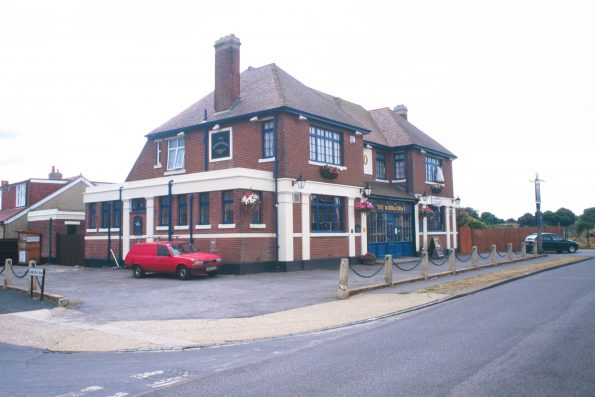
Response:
[394,104,408,120]
[214,34,241,113]
[49,166,63,180]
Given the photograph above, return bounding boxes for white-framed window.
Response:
[209,128,233,162]
[16,183,26,207]
[167,137,185,170]
[155,140,162,168]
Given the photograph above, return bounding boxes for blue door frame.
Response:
[367,203,414,258]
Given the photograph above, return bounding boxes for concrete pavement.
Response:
[0,252,591,352]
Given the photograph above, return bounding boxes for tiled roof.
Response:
[367,108,456,158]
[149,64,369,136]
[368,182,417,201]
[0,207,27,223]
[148,64,456,158]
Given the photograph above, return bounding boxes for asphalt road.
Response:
[2,257,594,396]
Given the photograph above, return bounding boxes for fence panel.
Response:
[459,226,563,253]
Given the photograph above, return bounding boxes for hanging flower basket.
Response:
[241,192,259,208]
[355,200,375,212]
[422,206,434,217]
[320,165,340,179]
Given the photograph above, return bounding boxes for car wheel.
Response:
[133,265,144,279]
[177,265,191,280]
[207,271,218,278]
[568,245,577,253]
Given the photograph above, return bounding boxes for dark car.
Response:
[524,233,578,253]
[124,241,222,280]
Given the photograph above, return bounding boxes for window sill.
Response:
[258,157,275,163]
[174,225,189,230]
[218,223,236,229]
[86,229,98,233]
[311,232,349,237]
[98,228,120,232]
[195,224,212,230]
[375,179,389,183]
[153,164,162,169]
[250,224,266,229]
[392,179,406,183]
[164,169,185,176]
[209,157,232,163]
[156,226,169,231]
[308,160,347,171]
[425,181,444,185]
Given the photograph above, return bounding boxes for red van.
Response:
[124,241,222,280]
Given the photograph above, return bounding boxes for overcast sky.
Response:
[1,0,593,220]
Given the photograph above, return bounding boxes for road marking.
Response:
[149,373,189,388]
[54,386,104,397]
[105,393,128,397]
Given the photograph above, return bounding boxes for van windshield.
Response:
[169,243,197,255]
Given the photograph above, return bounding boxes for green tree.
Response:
[458,216,488,229]
[555,208,576,227]
[480,211,503,225]
[542,210,559,226]
[518,212,536,227]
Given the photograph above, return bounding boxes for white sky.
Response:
[1,0,593,220]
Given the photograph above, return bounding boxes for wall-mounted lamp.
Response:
[417,191,428,204]
[452,196,461,207]
[177,131,185,136]
[355,131,363,136]
[212,124,220,130]
[249,116,259,122]
[292,174,306,189]
[298,115,308,121]
[361,182,372,197]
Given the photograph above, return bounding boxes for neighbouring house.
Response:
[84,34,459,273]
[0,167,97,265]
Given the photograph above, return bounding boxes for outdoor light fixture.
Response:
[249,116,259,122]
[453,196,461,207]
[421,191,428,203]
[361,182,372,197]
[298,115,308,120]
[212,124,220,130]
[292,174,306,189]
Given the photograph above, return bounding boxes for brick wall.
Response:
[310,237,349,259]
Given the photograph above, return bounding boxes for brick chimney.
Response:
[1,180,8,187]
[394,104,408,120]
[49,166,63,180]
[214,34,241,113]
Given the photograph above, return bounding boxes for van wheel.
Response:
[133,265,144,279]
[177,265,191,280]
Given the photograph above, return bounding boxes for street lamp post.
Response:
[532,173,544,254]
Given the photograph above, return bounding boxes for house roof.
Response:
[0,207,26,223]
[367,108,456,158]
[149,64,370,137]
[148,63,455,158]
[368,181,417,201]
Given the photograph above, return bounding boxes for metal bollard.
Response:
[491,244,497,265]
[448,248,456,274]
[472,246,478,268]
[337,258,349,299]
[507,243,513,261]
[4,258,14,287]
[384,255,393,286]
[421,250,429,280]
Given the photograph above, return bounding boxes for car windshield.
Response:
[169,243,198,255]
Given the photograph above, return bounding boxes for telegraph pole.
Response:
[531,173,544,253]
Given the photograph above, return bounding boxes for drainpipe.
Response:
[273,114,280,272]
[118,186,123,263]
[189,193,194,245]
[1,221,5,239]
[48,218,53,264]
[107,202,111,265]
[203,109,209,172]
[168,179,173,241]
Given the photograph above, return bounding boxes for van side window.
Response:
[157,246,170,256]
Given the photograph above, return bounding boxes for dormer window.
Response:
[16,183,26,207]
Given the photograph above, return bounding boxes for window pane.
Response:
[199,193,209,225]
[395,153,405,180]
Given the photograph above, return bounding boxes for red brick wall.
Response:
[310,237,349,259]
